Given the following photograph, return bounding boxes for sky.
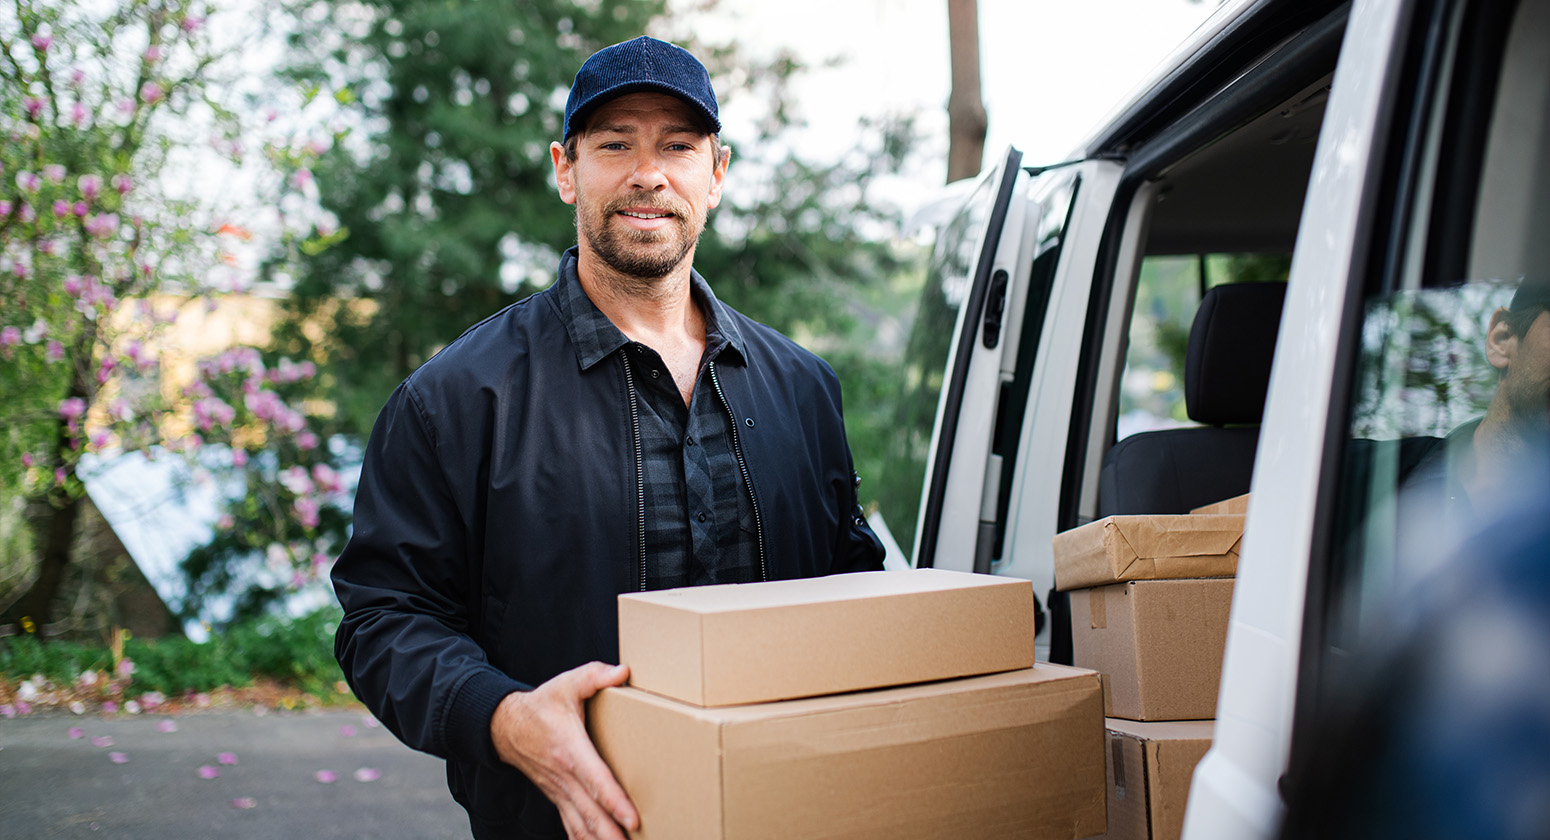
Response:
[692,0,1221,188]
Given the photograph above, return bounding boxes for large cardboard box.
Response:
[589,664,1108,840]
[1069,579,1233,720]
[1051,516,1243,592]
[1090,720,1214,840]
[619,569,1036,706]
[1189,493,1250,516]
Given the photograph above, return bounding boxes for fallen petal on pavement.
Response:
[68,727,84,739]
[156,720,178,733]
[109,752,129,764]
[354,767,381,782]
[198,765,220,780]
[230,797,257,809]
[314,770,337,783]
[92,736,114,748]
[217,751,238,765]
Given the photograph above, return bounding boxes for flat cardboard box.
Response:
[589,664,1107,840]
[618,569,1036,707]
[1069,579,1234,720]
[1089,720,1214,840]
[1052,515,1243,592]
[1189,493,1250,516]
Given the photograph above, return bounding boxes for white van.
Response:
[879,0,1550,836]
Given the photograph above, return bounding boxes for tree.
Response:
[945,0,987,182]
[0,0,339,636]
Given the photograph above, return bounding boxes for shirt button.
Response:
[685,436,695,446]
[651,369,660,379]
[697,511,708,522]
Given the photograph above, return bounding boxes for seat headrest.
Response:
[1185,282,1287,426]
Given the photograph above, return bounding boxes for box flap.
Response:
[1189,492,1250,515]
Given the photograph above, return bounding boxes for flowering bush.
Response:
[0,0,347,634]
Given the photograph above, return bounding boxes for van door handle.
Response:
[982,269,1010,348]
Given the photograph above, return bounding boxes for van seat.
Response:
[1098,282,1287,515]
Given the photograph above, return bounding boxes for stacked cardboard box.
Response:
[1053,493,1246,840]
[588,568,1108,840]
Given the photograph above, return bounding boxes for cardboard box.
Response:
[1052,516,1243,592]
[618,569,1036,707]
[1091,720,1214,840]
[1189,493,1250,516]
[1069,579,1233,720]
[588,664,1108,840]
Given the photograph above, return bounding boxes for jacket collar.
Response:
[552,246,746,371]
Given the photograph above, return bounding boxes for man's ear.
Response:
[1486,307,1517,372]
[707,144,731,210]
[551,141,578,206]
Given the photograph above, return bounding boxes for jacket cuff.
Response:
[442,667,531,767]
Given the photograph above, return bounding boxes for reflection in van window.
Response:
[1119,253,1289,440]
[876,168,1001,558]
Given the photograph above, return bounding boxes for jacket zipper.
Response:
[620,352,647,591]
[709,362,767,582]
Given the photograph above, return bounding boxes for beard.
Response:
[576,189,705,283]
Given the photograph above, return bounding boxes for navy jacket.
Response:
[332,251,885,837]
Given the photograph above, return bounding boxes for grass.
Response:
[0,607,354,712]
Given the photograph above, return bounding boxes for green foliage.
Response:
[0,607,346,698]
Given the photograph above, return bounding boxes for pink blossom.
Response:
[144,45,164,63]
[231,449,248,468]
[90,430,110,450]
[15,171,39,192]
[0,705,14,718]
[312,464,344,494]
[115,98,135,116]
[109,399,134,423]
[64,275,84,296]
[16,701,32,715]
[290,169,313,190]
[73,201,88,217]
[0,326,19,348]
[280,465,315,496]
[117,659,135,678]
[58,397,87,421]
[68,726,84,738]
[69,68,85,87]
[54,468,67,484]
[296,431,320,451]
[109,752,129,764]
[23,97,45,121]
[139,82,163,104]
[52,200,69,217]
[311,552,330,573]
[79,174,102,201]
[314,770,337,784]
[70,101,87,127]
[30,33,51,52]
[198,765,220,780]
[0,200,11,216]
[112,174,133,195]
[43,164,65,183]
[101,700,118,713]
[20,453,33,468]
[140,692,165,709]
[353,767,381,782]
[183,16,206,33]
[294,496,321,529]
[217,513,235,530]
[217,752,238,765]
[45,340,64,362]
[84,213,119,238]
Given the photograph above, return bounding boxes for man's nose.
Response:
[629,152,669,191]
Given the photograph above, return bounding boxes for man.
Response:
[1398,274,1550,577]
[331,36,884,840]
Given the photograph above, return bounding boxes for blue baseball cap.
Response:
[563,36,721,141]
[1510,274,1550,312]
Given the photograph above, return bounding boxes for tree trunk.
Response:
[946,0,989,182]
[1,492,83,632]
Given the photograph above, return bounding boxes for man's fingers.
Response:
[557,778,630,840]
[562,661,630,700]
[570,737,639,830]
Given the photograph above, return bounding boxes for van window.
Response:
[877,169,1003,558]
[1119,254,1290,440]
[1319,0,1549,663]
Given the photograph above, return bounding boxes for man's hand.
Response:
[491,662,639,840]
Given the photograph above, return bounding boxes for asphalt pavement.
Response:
[0,708,470,839]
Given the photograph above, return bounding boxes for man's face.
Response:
[551,92,727,281]
[1490,308,1550,432]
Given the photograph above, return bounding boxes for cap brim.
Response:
[564,81,721,139]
